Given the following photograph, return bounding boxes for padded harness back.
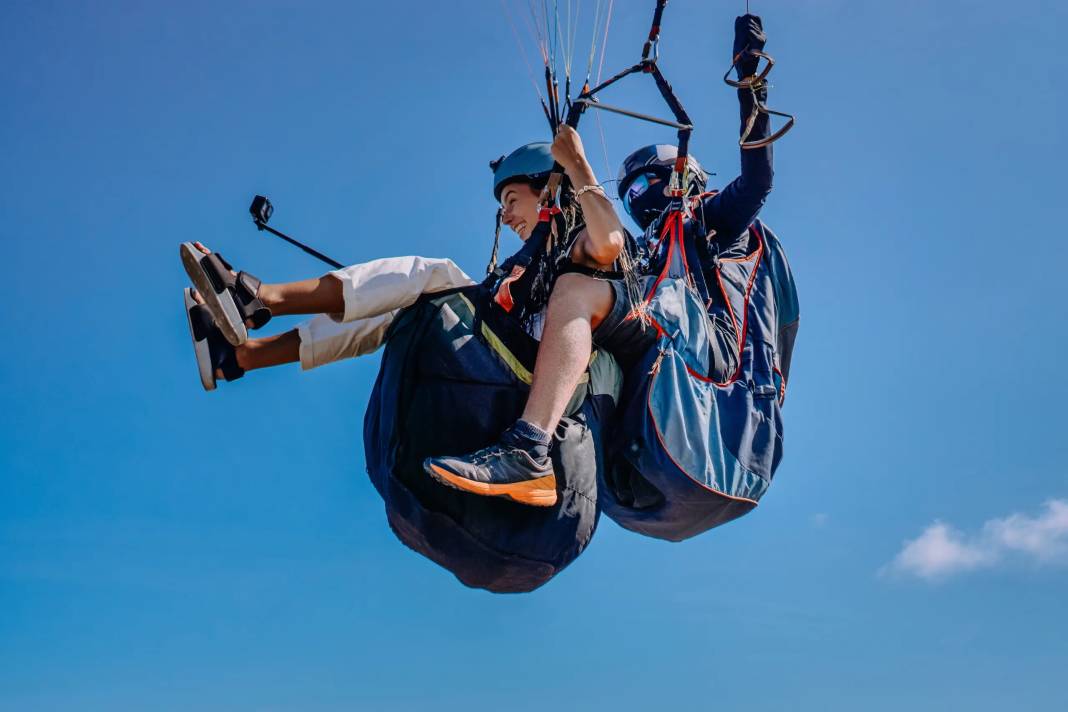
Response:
[603,219,799,541]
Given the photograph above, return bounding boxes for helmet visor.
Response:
[623,173,657,217]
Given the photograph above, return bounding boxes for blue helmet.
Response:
[491,142,555,201]
[617,144,708,230]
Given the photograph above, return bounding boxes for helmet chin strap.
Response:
[486,208,503,275]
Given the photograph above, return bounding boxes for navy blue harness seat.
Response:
[364,284,621,593]
[602,218,799,541]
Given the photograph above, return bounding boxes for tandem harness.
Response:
[602,209,800,541]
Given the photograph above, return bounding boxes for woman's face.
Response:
[499,182,542,241]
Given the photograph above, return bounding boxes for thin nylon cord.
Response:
[595,106,612,186]
[553,0,566,121]
[592,0,615,181]
[570,1,581,74]
[595,0,615,85]
[585,0,604,81]
[592,0,615,182]
[568,0,581,81]
[554,0,568,103]
[501,0,547,102]
[564,0,574,80]
[545,0,555,76]
[525,0,547,63]
[543,0,560,122]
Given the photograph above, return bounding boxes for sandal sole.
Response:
[180,242,247,346]
[184,288,216,391]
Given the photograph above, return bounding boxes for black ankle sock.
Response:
[502,419,551,461]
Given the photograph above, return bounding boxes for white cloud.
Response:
[882,499,1068,581]
[882,521,994,580]
[983,499,1068,561]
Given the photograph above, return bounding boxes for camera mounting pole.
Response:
[248,195,344,270]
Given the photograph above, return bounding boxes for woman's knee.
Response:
[550,274,615,319]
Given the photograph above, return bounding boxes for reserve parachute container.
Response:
[364,285,621,593]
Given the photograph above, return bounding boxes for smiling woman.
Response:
[493,143,553,242]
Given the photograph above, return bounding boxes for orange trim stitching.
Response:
[644,223,766,388]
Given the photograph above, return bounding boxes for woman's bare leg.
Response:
[258,276,344,317]
[188,245,475,384]
[520,273,615,431]
[233,330,300,372]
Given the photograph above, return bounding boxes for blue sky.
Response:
[2,1,1067,709]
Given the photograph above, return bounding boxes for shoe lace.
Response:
[469,444,517,464]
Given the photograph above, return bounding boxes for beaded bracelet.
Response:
[573,184,607,200]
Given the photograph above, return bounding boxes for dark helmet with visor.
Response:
[617,144,708,230]
[491,142,555,201]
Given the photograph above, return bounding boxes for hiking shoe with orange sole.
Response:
[424,444,558,507]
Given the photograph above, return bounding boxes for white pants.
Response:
[296,256,475,370]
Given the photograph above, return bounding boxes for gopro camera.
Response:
[249,195,274,226]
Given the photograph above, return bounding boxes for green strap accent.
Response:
[457,293,592,388]
[481,321,535,385]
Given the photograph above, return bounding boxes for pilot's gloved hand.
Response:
[733,14,766,78]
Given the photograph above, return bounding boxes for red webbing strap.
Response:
[494,264,526,312]
[643,208,688,302]
[641,0,668,60]
[538,206,562,222]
